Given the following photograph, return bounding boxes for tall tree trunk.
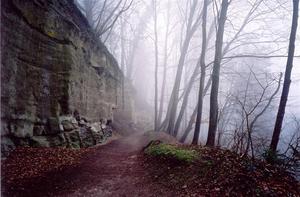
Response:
[153,0,159,131]
[173,22,215,137]
[192,0,208,145]
[206,0,229,147]
[157,0,171,126]
[180,77,212,142]
[270,0,299,152]
[120,17,126,110]
[173,59,200,136]
[163,0,199,135]
[174,6,254,137]
[180,104,198,143]
[164,36,191,134]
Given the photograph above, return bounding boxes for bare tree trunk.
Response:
[183,63,188,131]
[173,59,200,136]
[163,0,200,135]
[245,115,254,160]
[206,0,229,147]
[192,0,208,145]
[180,104,198,143]
[157,46,167,128]
[153,0,159,131]
[120,17,126,110]
[174,0,260,137]
[180,77,212,143]
[270,0,299,152]
[164,37,190,134]
[173,23,213,137]
[157,0,171,127]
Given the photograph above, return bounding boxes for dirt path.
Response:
[3,135,174,197]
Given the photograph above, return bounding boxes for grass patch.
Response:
[145,143,198,162]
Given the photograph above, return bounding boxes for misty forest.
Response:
[1,0,300,196]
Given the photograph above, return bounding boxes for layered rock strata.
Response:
[1,0,123,156]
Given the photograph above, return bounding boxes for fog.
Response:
[76,0,300,154]
[2,1,300,195]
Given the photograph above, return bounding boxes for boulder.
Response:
[1,137,16,157]
[79,127,95,147]
[89,122,107,144]
[47,134,67,147]
[47,117,64,134]
[92,130,105,144]
[59,116,78,131]
[9,120,34,138]
[1,121,10,136]
[78,118,88,127]
[64,130,81,148]
[30,136,50,147]
[61,120,77,131]
[89,122,102,133]
[103,126,113,138]
[16,138,31,147]
[33,124,46,136]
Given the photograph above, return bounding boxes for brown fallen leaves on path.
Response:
[2,147,92,184]
[1,134,299,197]
[1,134,175,197]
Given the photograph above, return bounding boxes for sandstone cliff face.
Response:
[1,0,125,155]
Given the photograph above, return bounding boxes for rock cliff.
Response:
[1,0,127,156]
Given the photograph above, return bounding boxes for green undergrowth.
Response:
[145,143,198,162]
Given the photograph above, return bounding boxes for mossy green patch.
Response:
[145,143,198,162]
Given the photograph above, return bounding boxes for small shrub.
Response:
[145,143,198,162]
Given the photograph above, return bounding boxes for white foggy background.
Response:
[76,0,300,151]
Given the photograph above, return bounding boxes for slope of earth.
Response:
[143,143,300,196]
[2,133,299,197]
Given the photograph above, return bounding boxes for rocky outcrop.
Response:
[1,0,123,156]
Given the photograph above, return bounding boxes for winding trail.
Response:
[4,135,174,197]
